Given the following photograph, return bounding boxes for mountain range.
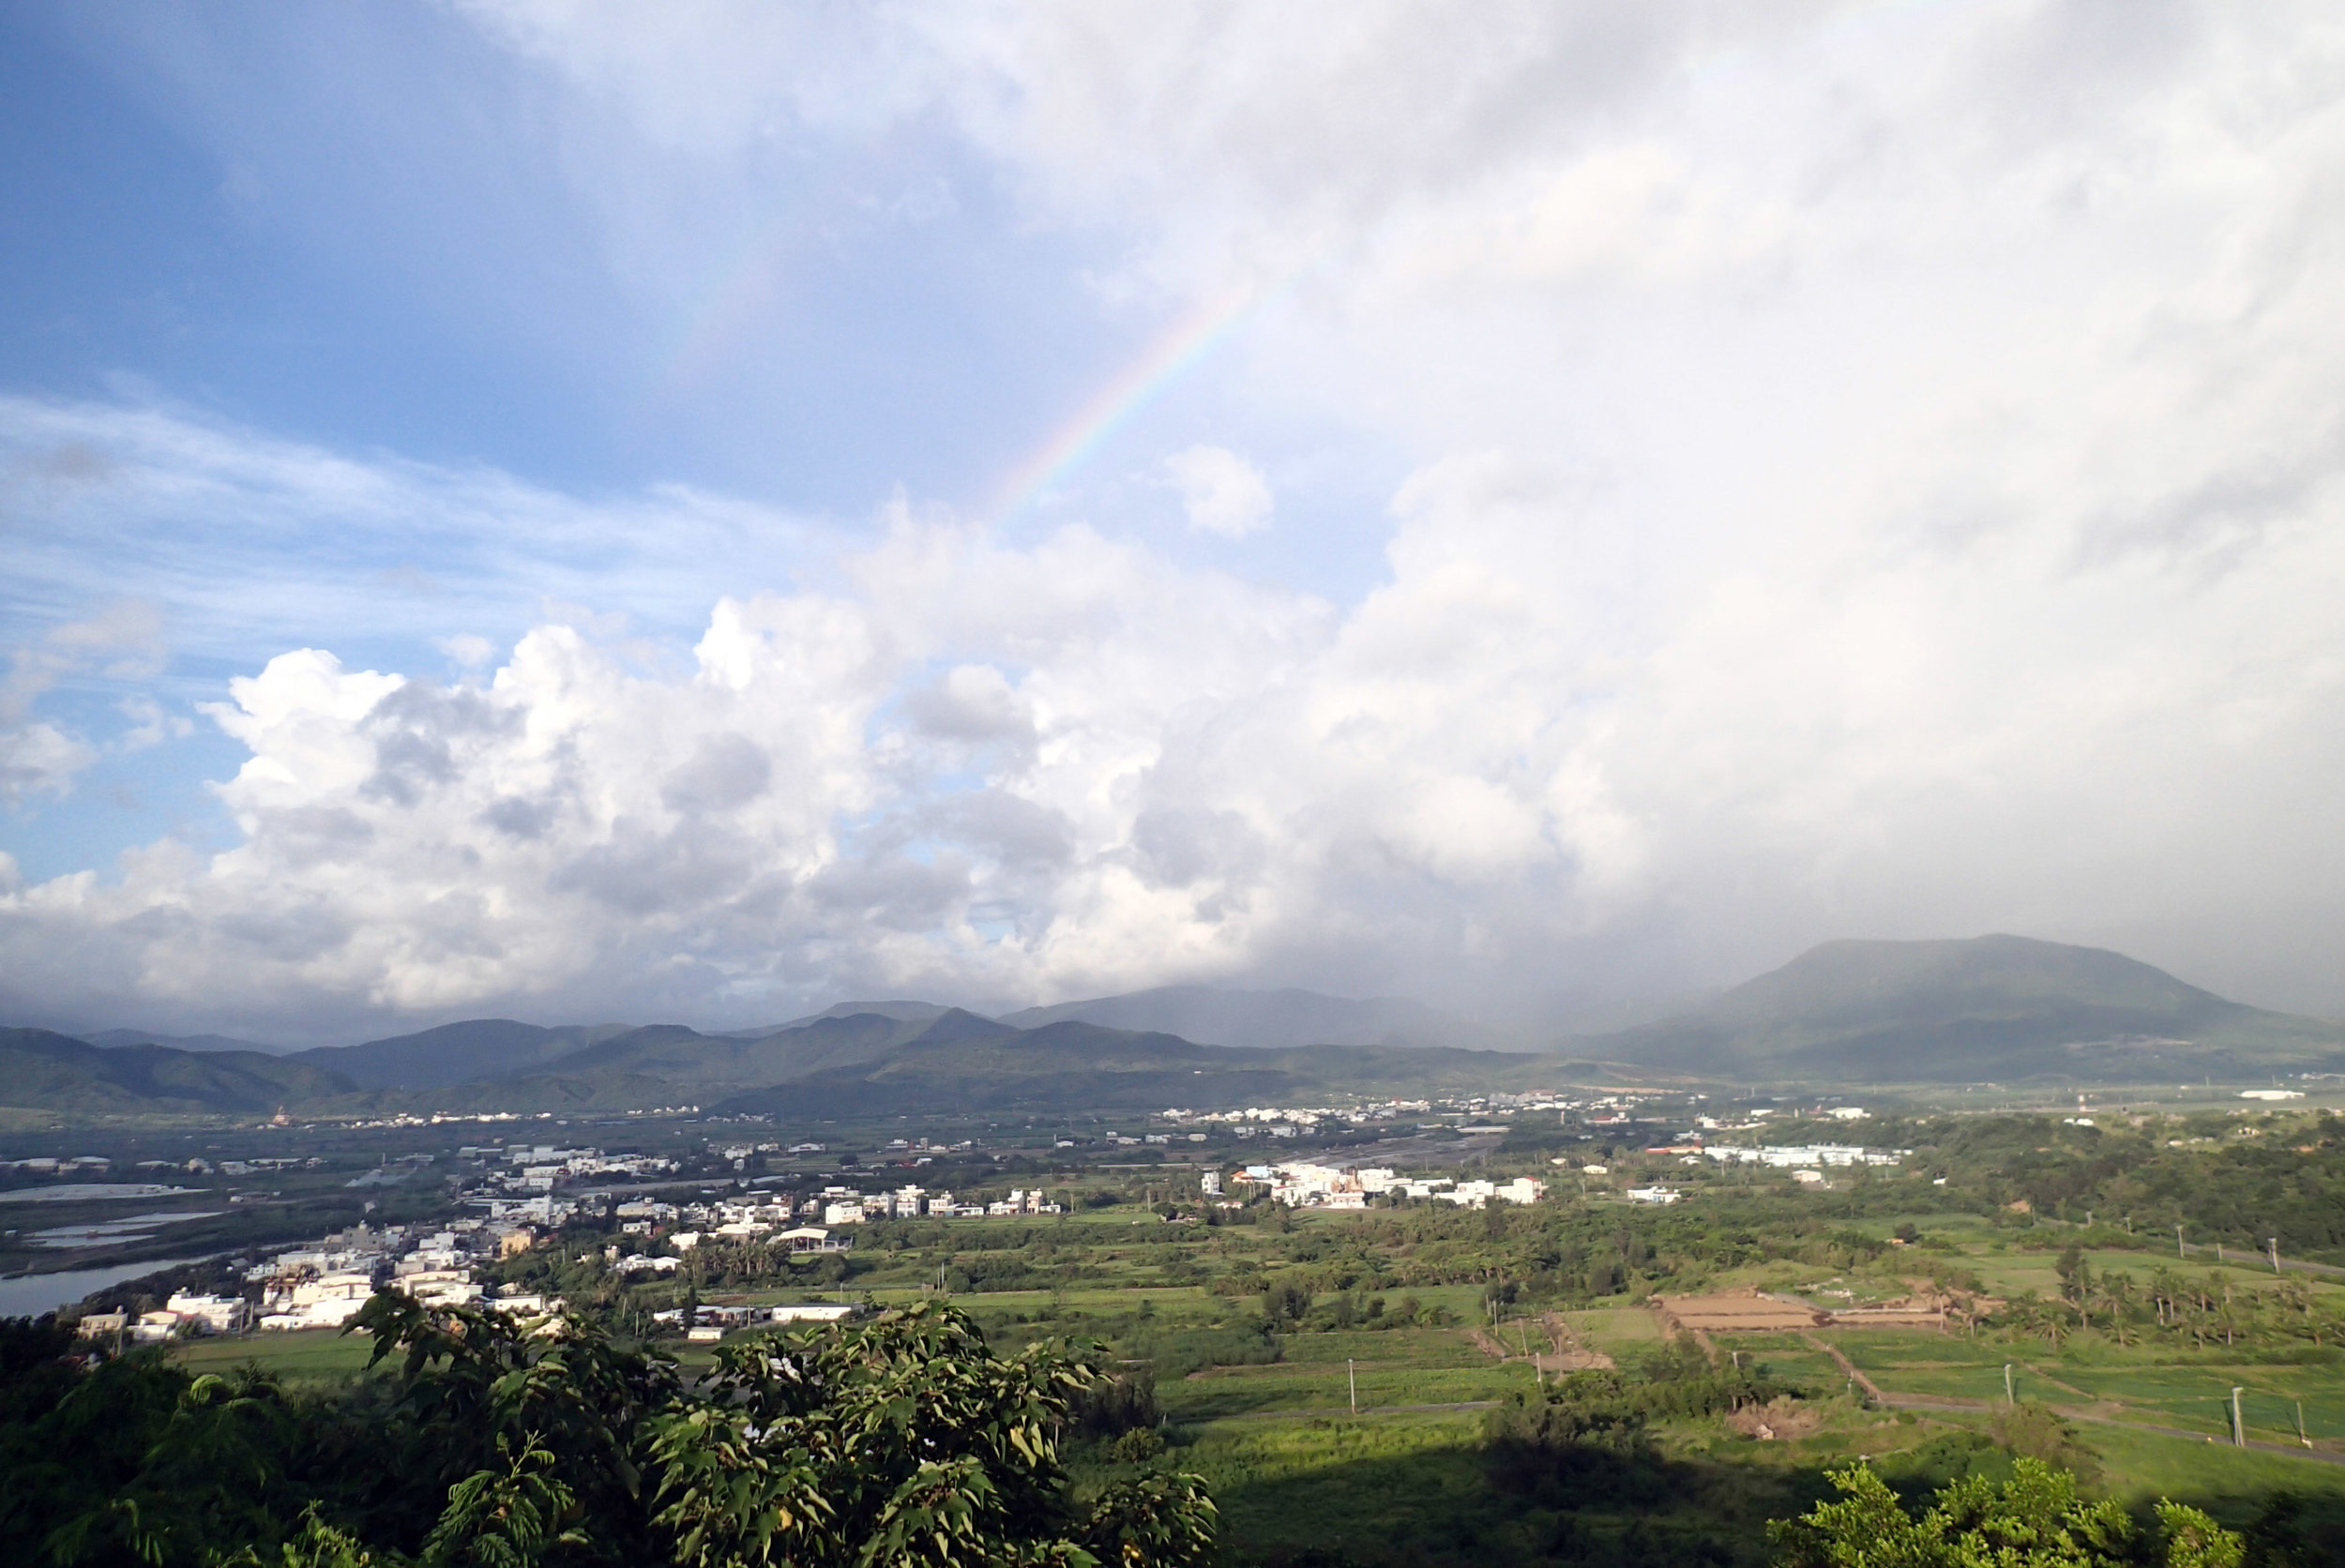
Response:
[0,1028,357,1113]
[264,1007,1565,1117]
[15,936,2343,1115]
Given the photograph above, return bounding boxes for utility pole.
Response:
[2232,1387,2247,1447]
[2270,1237,2282,1274]
[2176,1224,2186,1259]
[2005,1364,2015,1405]
[1348,1358,1357,1416]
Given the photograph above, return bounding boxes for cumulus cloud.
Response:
[1,435,2340,1038]
[1161,445,1273,538]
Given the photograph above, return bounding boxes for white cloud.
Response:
[434,633,499,671]
[113,697,194,754]
[0,393,821,662]
[0,601,168,803]
[0,723,97,807]
[1160,445,1273,538]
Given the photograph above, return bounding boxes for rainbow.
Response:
[986,282,1271,523]
[660,227,794,401]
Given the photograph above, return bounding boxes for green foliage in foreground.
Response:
[0,1297,1215,1568]
[1771,1459,2242,1568]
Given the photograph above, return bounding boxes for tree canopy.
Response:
[1770,1458,2241,1568]
[0,1297,1216,1568]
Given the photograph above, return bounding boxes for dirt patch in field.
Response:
[1655,1291,1827,1333]
[1727,1398,1823,1440]
[1658,1286,1985,1335]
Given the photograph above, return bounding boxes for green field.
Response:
[172,1326,379,1383]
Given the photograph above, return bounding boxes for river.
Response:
[0,1257,212,1318]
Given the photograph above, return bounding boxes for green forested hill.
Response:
[290,1018,608,1090]
[1584,934,2345,1081]
[716,1012,1565,1117]
[0,1027,356,1112]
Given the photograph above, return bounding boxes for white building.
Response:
[612,1253,681,1274]
[767,1303,856,1323]
[1626,1185,1683,1204]
[1436,1177,1545,1207]
[163,1292,254,1335]
[260,1271,377,1331]
[1702,1144,1905,1169]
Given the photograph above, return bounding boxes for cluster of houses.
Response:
[1227,1163,1546,1209]
[813,1184,1065,1224]
[654,1301,859,1343]
[1155,1091,1595,1136]
[241,1218,562,1331]
[464,1144,677,1195]
[1699,1142,1907,1169]
[76,1291,255,1344]
[70,1214,563,1343]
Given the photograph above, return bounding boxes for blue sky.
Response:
[0,2,1394,880]
[4,2,2344,1043]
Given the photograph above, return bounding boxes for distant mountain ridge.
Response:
[1582,935,2345,1081]
[84,1028,292,1055]
[0,1027,354,1112]
[12,944,2343,1114]
[723,1001,963,1037]
[708,1010,1552,1118]
[1000,985,1492,1049]
[289,1019,623,1091]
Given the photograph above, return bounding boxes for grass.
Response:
[2085,1422,2345,1524]
[1817,1326,2345,1443]
[1559,1305,1661,1352]
[171,1327,379,1384]
[1168,1414,1504,1563]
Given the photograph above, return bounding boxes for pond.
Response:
[26,1212,226,1248]
[0,1184,204,1204]
[0,1257,215,1318]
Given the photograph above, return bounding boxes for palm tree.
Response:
[2095,1272,2141,1348]
[2148,1266,2185,1329]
